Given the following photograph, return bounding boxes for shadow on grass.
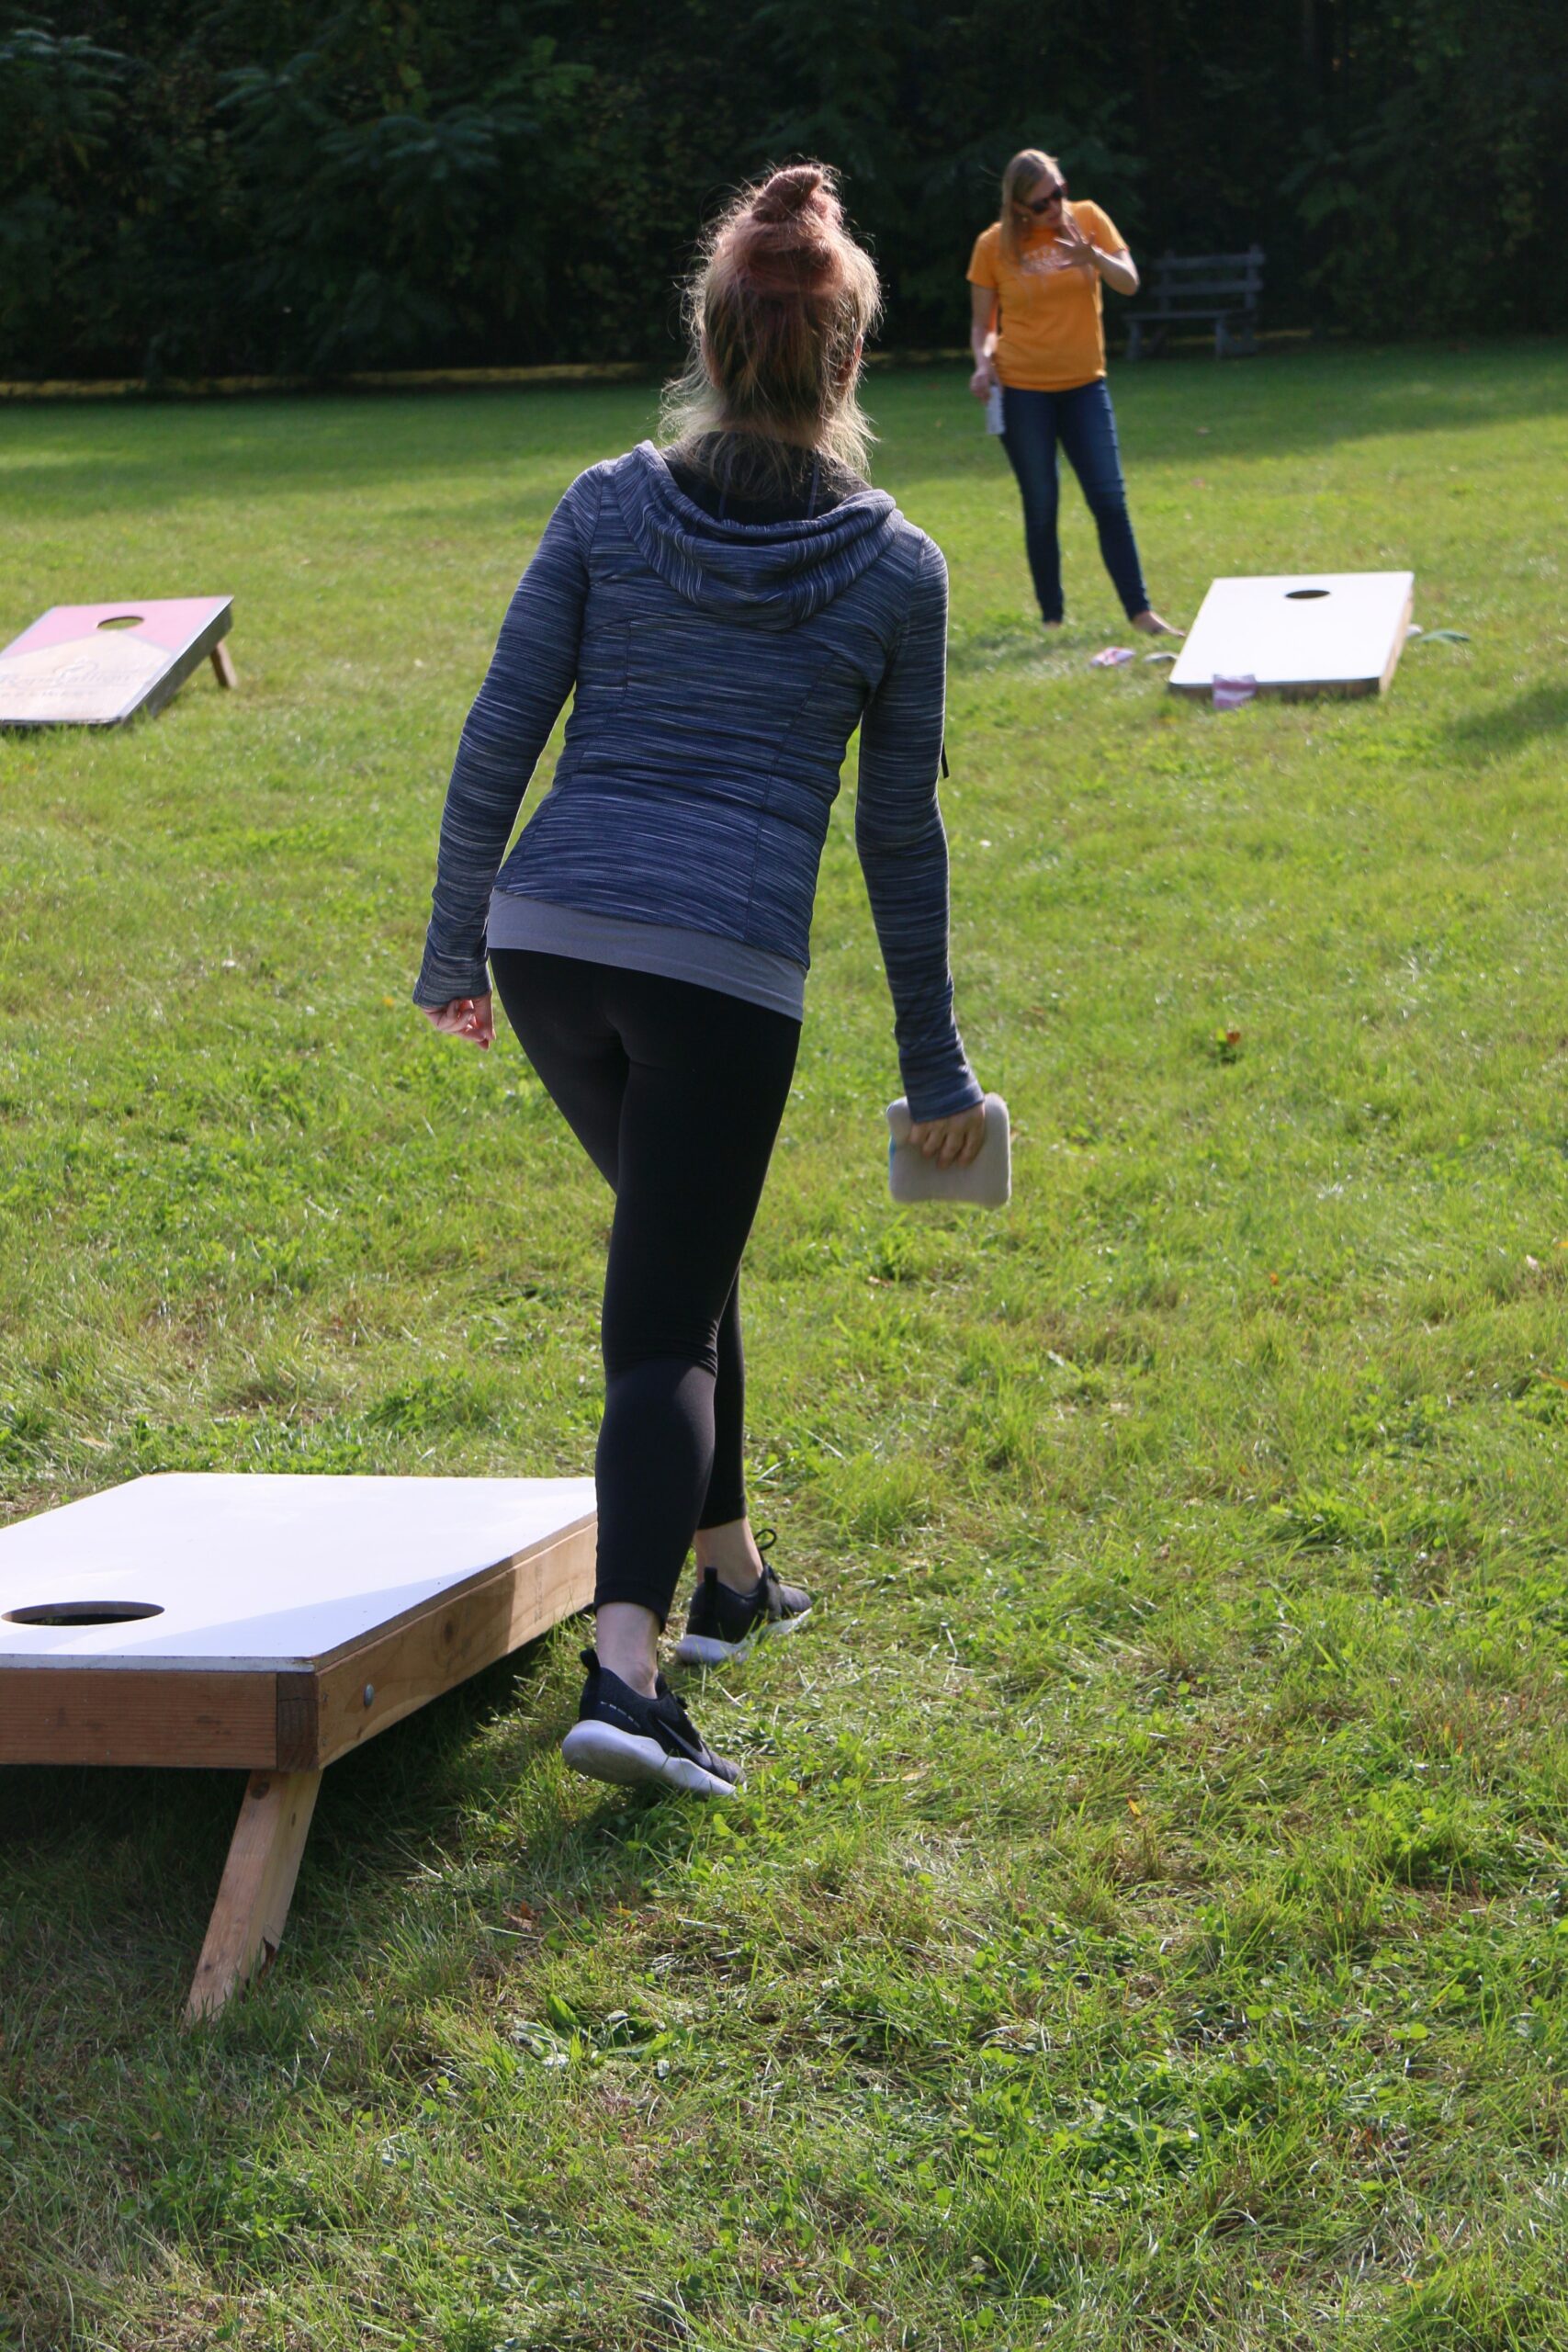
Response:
[1439,684,1568,766]
[0,386,662,516]
[0,1623,694,2020]
[890,342,1568,471]
[1,344,1565,519]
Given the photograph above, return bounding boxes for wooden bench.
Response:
[1124,247,1264,360]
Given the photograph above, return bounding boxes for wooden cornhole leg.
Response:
[209,641,237,689]
[184,1766,322,2024]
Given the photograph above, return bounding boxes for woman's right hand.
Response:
[969,363,996,402]
[421,992,494,1048]
[907,1103,987,1169]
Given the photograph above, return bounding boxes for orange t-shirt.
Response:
[966,200,1125,391]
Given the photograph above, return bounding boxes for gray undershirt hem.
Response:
[485,891,807,1023]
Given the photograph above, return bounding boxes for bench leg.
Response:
[209,641,238,690]
[184,1768,322,2024]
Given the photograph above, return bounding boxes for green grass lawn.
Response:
[3,344,1568,2351]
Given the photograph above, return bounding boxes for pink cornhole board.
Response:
[0,596,234,728]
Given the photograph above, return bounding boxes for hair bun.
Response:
[667,156,882,472]
[753,164,832,228]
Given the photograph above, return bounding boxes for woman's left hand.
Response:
[1055,208,1100,275]
[907,1104,987,1169]
[422,992,494,1048]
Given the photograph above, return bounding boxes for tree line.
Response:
[2,0,1563,380]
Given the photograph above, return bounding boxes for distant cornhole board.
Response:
[0,1472,595,2020]
[0,595,235,728]
[1169,571,1415,700]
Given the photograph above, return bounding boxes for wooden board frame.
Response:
[1,1494,594,2018]
[0,1516,593,1771]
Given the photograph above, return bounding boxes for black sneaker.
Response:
[673,1532,813,1667]
[560,1649,741,1799]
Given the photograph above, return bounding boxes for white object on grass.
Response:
[1169,571,1415,700]
[886,1094,1011,1207]
[1,1471,598,2024]
[0,1472,595,1668]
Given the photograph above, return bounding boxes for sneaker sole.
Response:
[561,1719,738,1799]
[673,1603,814,1668]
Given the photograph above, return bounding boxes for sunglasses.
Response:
[1018,185,1066,216]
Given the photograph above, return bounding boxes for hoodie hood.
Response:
[614,441,901,631]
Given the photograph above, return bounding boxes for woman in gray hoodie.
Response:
[415,164,983,1796]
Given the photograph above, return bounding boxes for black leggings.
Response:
[490,949,800,1624]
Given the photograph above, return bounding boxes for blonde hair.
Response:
[998,148,1064,267]
[660,163,883,480]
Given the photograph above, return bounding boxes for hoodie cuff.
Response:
[412,942,491,1008]
[906,1070,985,1124]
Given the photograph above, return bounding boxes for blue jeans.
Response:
[1000,379,1150,624]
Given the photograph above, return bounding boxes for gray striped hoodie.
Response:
[414,440,978,1118]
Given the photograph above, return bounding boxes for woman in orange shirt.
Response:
[968,148,1178,636]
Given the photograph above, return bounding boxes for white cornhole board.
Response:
[0,1473,595,2019]
[1169,571,1415,700]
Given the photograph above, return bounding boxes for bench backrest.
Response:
[1145,247,1265,306]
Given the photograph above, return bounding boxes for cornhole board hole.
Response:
[0,596,235,728]
[0,1472,595,2021]
[1169,571,1415,700]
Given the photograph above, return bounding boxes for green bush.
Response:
[7,0,1560,377]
